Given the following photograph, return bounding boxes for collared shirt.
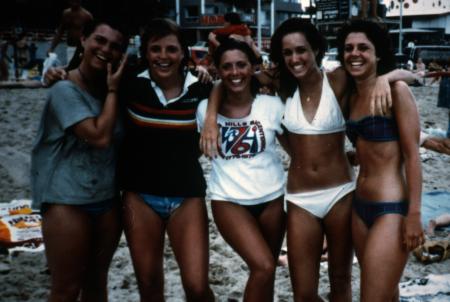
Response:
[137,69,199,106]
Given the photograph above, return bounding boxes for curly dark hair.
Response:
[270,18,327,100]
[337,20,396,76]
[213,39,260,97]
[139,18,191,74]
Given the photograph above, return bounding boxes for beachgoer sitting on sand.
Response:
[423,63,450,138]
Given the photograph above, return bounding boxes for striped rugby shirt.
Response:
[118,70,212,197]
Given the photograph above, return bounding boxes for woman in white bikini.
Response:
[201,18,416,301]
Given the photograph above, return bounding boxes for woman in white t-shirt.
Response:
[197,39,288,301]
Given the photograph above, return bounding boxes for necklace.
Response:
[306,96,311,102]
[77,67,89,84]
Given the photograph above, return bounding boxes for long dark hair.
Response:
[337,20,396,76]
[270,18,327,101]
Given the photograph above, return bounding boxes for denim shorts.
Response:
[41,197,117,216]
[138,193,184,220]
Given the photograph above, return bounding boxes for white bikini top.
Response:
[282,72,346,135]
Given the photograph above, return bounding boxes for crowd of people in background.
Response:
[0,0,446,301]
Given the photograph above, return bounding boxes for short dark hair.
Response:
[82,19,130,52]
[337,20,396,76]
[224,12,242,25]
[213,39,259,97]
[270,18,327,100]
[140,18,191,73]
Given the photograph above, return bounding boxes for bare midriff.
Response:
[287,131,354,192]
[354,140,406,202]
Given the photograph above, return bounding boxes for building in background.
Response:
[384,0,449,46]
[172,0,302,49]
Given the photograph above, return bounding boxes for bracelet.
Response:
[107,89,117,94]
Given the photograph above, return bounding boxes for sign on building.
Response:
[315,0,351,21]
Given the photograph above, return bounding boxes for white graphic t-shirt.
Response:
[197,94,286,205]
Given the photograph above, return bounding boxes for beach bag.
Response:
[0,199,44,252]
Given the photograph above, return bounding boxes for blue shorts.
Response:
[138,193,184,220]
[41,197,117,216]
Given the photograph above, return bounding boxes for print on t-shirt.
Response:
[220,120,266,159]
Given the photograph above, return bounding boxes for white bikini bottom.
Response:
[285,181,356,219]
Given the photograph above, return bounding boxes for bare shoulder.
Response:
[327,67,347,100]
[327,66,346,82]
[391,81,415,108]
[391,81,412,98]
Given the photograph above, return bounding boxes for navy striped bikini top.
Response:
[346,116,399,146]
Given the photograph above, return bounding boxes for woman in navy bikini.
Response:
[337,20,424,301]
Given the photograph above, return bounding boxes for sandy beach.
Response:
[0,84,449,301]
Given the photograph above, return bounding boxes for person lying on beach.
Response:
[427,213,450,236]
[420,132,450,155]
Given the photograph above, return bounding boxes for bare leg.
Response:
[358,215,408,302]
[122,192,166,302]
[81,202,122,302]
[287,202,324,302]
[211,199,285,302]
[257,197,286,259]
[42,204,92,302]
[323,194,353,302]
[168,198,214,302]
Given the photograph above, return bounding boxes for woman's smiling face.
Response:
[281,32,318,80]
[146,34,184,81]
[218,49,254,95]
[343,32,378,79]
[81,24,124,71]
